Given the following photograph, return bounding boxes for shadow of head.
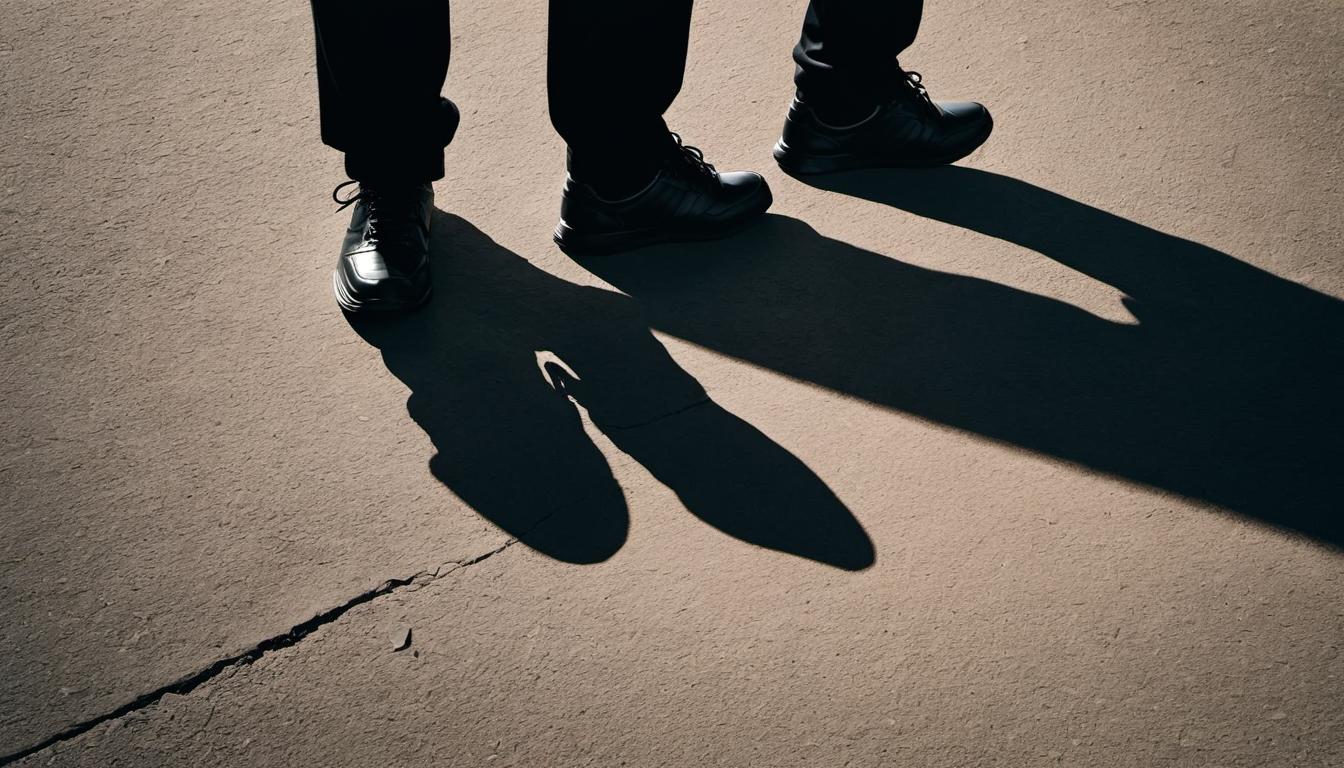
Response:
[345,211,875,570]
[576,169,1344,547]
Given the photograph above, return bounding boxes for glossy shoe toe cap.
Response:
[719,169,766,192]
[334,254,430,314]
[941,100,992,135]
[715,170,773,217]
[941,100,990,121]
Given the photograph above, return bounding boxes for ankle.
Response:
[566,142,671,202]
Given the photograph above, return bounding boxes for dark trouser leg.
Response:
[310,0,459,184]
[793,0,923,121]
[547,0,694,196]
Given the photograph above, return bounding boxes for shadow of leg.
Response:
[575,203,1343,547]
[545,362,875,571]
[346,219,631,564]
[604,403,876,571]
[348,211,875,568]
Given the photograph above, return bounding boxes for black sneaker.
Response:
[774,70,992,175]
[331,181,434,314]
[554,133,773,256]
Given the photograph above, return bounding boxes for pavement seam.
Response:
[0,537,519,766]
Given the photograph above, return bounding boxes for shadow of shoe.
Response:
[574,170,1343,547]
[346,211,874,569]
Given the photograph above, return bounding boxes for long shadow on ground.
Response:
[577,167,1343,547]
[346,212,874,570]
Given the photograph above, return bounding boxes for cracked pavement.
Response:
[2,538,519,763]
[2,0,1342,765]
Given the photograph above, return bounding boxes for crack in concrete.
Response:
[0,538,519,766]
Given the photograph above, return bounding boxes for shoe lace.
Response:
[332,179,363,211]
[900,69,939,113]
[332,180,418,247]
[670,132,718,180]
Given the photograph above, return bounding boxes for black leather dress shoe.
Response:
[773,71,992,175]
[554,133,773,256]
[331,181,434,314]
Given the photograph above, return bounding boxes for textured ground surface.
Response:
[2,0,1341,765]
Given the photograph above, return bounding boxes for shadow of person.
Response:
[344,211,874,570]
[574,169,1343,547]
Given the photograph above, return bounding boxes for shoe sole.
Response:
[772,115,994,176]
[332,270,433,316]
[553,185,774,257]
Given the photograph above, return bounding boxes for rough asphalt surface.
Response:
[2,0,1341,765]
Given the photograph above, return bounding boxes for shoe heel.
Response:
[773,139,859,176]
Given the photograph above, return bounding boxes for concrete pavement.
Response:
[2,0,1341,765]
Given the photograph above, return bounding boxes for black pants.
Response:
[310,0,922,186]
